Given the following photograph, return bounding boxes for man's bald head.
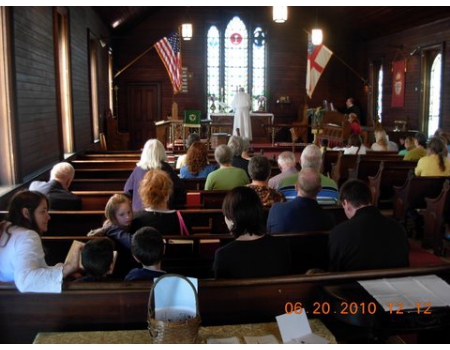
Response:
[296,168,321,198]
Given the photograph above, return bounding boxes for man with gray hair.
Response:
[279,144,338,190]
[267,168,335,233]
[268,151,298,189]
[204,145,249,190]
[29,162,82,210]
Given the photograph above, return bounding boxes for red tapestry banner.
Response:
[391,60,406,108]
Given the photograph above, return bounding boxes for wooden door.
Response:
[127,83,161,149]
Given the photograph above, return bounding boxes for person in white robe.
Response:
[231,88,252,140]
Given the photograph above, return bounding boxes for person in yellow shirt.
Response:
[415,137,450,177]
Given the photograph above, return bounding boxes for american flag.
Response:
[306,36,333,98]
[155,32,182,94]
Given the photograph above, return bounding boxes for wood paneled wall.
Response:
[367,17,450,131]
[10,7,109,182]
[113,7,357,139]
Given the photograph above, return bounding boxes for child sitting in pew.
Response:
[75,238,115,282]
[88,193,133,250]
[124,227,166,281]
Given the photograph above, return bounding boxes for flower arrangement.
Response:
[209,94,217,102]
[307,107,325,128]
[257,95,266,103]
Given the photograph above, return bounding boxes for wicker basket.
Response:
[147,274,201,344]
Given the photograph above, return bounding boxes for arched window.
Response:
[207,16,266,114]
[427,53,442,137]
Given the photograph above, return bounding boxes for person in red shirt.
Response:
[348,113,361,135]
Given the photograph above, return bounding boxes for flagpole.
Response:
[303,29,367,84]
[114,45,155,79]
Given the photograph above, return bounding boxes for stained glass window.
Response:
[207,16,266,114]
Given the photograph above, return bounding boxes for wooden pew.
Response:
[77,152,141,160]
[0,206,346,237]
[1,264,449,344]
[348,157,406,183]
[321,150,341,177]
[71,159,137,170]
[70,178,126,191]
[423,180,450,254]
[368,162,416,207]
[72,191,119,210]
[331,153,357,187]
[182,178,208,191]
[392,175,449,225]
[332,152,412,188]
[74,168,132,179]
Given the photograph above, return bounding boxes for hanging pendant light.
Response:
[182,23,193,41]
[311,28,323,45]
[273,6,288,23]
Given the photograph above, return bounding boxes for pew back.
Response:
[2,265,449,344]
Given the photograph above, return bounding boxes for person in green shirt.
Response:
[205,145,249,190]
[404,132,427,161]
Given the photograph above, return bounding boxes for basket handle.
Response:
[148,273,200,317]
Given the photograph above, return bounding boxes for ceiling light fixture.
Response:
[273,6,288,23]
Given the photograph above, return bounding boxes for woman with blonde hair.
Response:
[131,169,191,235]
[371,129,389,151]
[88,194,133,249]
[124,139,186,210]
[415,137,450,176]
[180,141,216,178]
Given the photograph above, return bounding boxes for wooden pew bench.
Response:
[348,157,409,183]
[74,168,132,179]
[71,159,137,170]
[1,265,449,344]
[368,161,416,207]
[331,152,403,188]
[423,180,450,254]
[77,152,141,160]
[0,206,347,236]
[393,175,449,224]
[72,191,120,210]
[71,178,126,191]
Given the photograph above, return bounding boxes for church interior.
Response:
[1,5,450,344]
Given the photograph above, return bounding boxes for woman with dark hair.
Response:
[415,137,450,176]
[180,141,216,178]
[247,155,285,207]
[0,191,80,292]
[212,186,290,279]
[344,134,367,155]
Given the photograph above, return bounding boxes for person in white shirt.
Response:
[344,134,367,155]
[0,191,80,293]
[231,88,252,140]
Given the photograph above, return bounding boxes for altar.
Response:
[210,112,274,143]
[155,113,274,150]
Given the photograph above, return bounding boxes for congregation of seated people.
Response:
[6,130,450,292]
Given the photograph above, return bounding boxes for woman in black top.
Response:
[212,186,290,278]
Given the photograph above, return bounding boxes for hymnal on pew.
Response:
[359,274,450,311]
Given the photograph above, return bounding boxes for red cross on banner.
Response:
[306,36,333,99]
